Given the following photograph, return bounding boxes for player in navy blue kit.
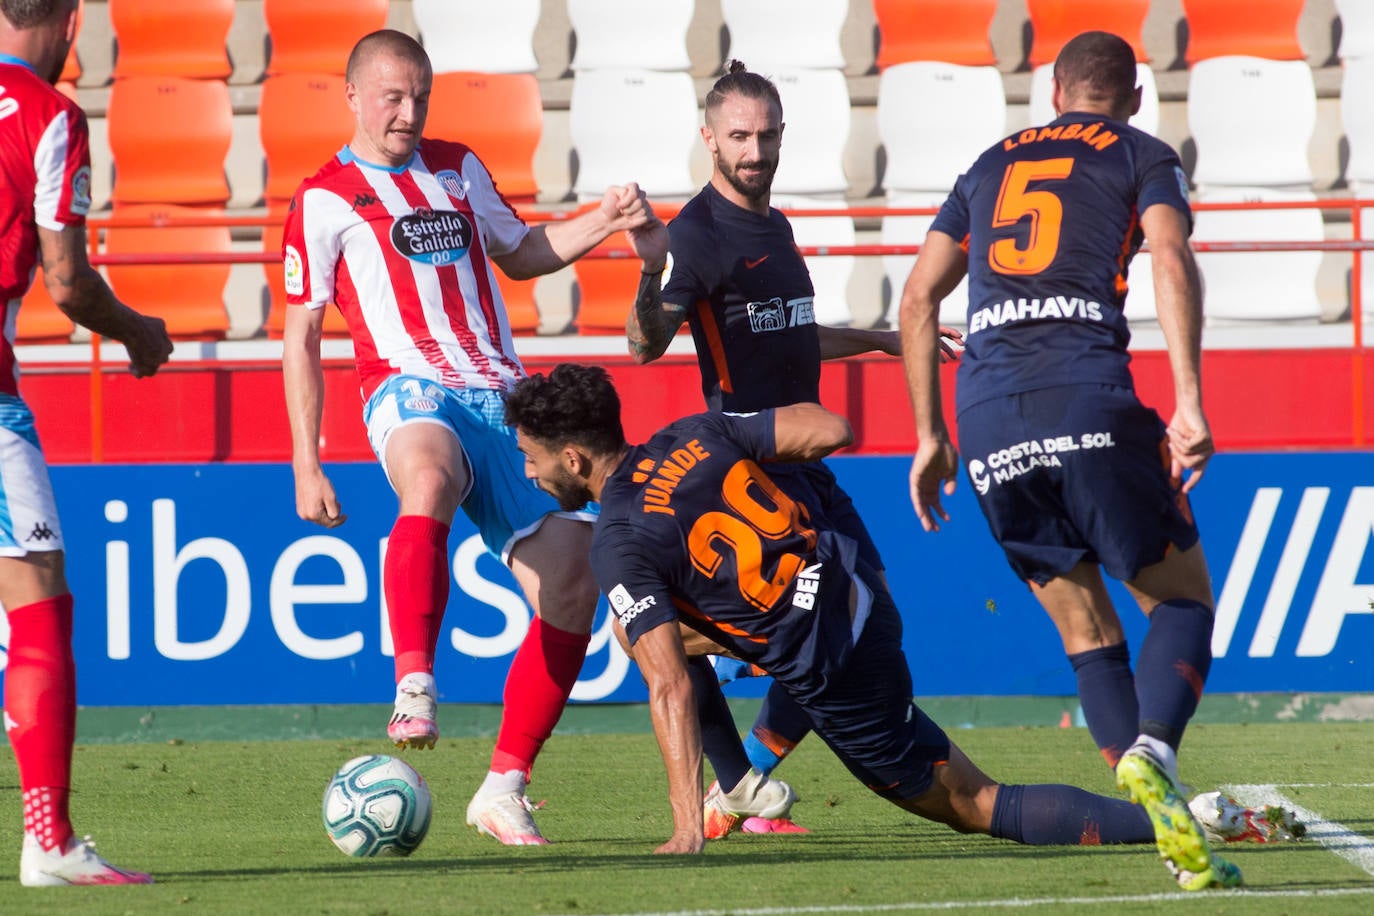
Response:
[898,32,1243,890]
[624,61,962,836]
[504,363,1172,859]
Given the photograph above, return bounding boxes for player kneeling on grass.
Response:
[504,365,1230,889]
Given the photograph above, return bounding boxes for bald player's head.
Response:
[346,29,432,85]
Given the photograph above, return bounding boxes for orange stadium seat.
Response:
[16,270,75,345]
[873,0,998,69]
[494,272,540,336]
[262,202,350,340]
[103,205,232,340]
[574,205,681,335]
[426,72,542,203]
[1027,0,1149,67]
[264,0,390,76]
[109,0,233,79]
[1183,0,1304,63]
[107,76,232,205]
[259,73,353,202]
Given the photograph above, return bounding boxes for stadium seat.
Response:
[58,36,79,84]
[494,272,541,336]
[259,73,352,203]
[569,69,699,200]
[574,205,682,335]
[264,0,389,76]
[721,0,847,71]
[1029,62,1160,135]
[774,195,854,327]
[16,270,76,345]
[109,0,234,79]
[1342,56,1374,190]
[569,0,693,71]
[104,205,233,340]
[1187,56,1315,190]
[877,62,1006,194]
[1182,0,1304,63]
[107,76,232,205]
[1191,187,1323,322]
[873,0,997,69]
[414,0,540,74]
[879,191,969,327]
[1026,0,1149,68]
[426,72,542,203]
[770,68,850,197]
[1337,0,1374,60]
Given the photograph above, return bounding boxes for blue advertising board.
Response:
[1,453,1368,706]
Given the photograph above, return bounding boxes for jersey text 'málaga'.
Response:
[0,56,92,397]
[662,184,821,412]
[591,410,866,701]
[931,112,1192,414]
[283,141,529,401]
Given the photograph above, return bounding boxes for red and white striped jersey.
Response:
[283,140,531,400]
[0,57,92,398]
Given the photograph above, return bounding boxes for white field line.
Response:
[1224,783,1374,877]
[554,886,1374,916]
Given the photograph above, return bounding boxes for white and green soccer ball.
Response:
[322,754,432,857]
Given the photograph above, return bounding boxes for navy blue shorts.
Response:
[799,580,950,802]
[768,460,884,570]
[956,384,1199,585]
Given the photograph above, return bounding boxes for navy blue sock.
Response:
[744,680,813,776]
[990,784,1153,845]
[686,656,751,792]
[1135,599,1214,749]
[1067,642,1139,768]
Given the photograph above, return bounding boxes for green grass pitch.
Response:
[0,721,1371,914]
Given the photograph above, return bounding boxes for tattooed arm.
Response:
[626,268,688,364]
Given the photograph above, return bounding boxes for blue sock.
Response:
[686,656,751,792]
[744,680,812,776]
[990,784,1153,845]
[1067,642,1138,768]
[1135,599,1214,749]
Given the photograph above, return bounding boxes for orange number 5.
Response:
[989,158,1075,276]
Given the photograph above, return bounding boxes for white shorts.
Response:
[0,395,65,556]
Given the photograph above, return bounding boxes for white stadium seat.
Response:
[1336,0,1374,60]
[1192,187,1323,322]
[722,0,848,71]
[413,0,540,74]
[1342,56,1374,190]
[770,68,851,197]
[774,195,855,327]
[879,191,970,327]
[1028,62,1160,137]
[569,69,700,199]
[878,62,1007,194]
[1187,56,1316,190]
[568,0,693,71]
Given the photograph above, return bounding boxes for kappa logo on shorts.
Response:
[25,521,56,543]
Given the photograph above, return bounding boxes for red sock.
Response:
[491,618,590,776]
[5,595,76,851]
[384,515,451,680]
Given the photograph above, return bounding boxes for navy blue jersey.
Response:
[590,410,869,701]
[662,184,821,412]
[931,112,1192,414]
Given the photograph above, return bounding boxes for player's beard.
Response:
[543,467,593,512]
[718,155,777,203]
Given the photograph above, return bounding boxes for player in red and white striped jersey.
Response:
[282,30,664,846]
[0,0,170,887]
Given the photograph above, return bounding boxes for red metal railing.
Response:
[66,197,1374,459]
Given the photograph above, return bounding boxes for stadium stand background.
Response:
[51,0,1353,341]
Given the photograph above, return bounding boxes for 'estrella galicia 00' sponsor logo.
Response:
[391,208,474,266]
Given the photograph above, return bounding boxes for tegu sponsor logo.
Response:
[391,208,474,266]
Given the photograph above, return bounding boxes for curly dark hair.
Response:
[1,0,74,29]
[504,364,625,456]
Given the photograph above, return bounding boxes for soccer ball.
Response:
[322,755,433,857]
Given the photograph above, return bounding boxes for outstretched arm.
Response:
[494,183,664,280]
[898,230,968,532]
[37,224,172,378]
[771,403,854,462]
[816,323,964,362]
[1141,202,1212,492]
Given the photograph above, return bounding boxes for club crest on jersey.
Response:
[434,169,468,200]
[747,296,814,333]
[391,208,474,266]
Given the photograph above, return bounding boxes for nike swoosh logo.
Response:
[744,255,769,269]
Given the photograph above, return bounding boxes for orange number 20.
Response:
[989,158,1075,276]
